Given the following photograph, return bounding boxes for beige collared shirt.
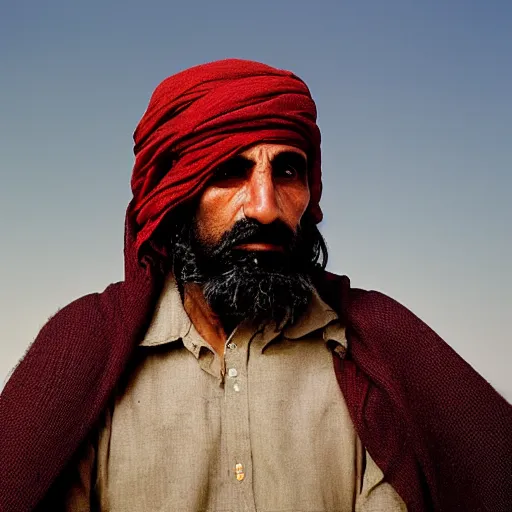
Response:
[66,275,406,511]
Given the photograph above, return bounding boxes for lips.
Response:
[212,218,295,258]
[234,243,284,252]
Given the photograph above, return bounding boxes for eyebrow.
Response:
[271,151,308,169]
[230,155,255,167]
[237,150,308,166]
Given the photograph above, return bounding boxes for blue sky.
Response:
[1,0,511,398]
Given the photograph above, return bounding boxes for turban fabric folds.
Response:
[130,59,322,258]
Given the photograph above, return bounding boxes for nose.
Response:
[242,164,281,224]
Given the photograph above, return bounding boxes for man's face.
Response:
[195,144,310,249]
[170,143,320,332]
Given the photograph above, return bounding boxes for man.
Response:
[1,59,511,512]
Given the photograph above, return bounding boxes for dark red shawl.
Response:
[1,59,511,511]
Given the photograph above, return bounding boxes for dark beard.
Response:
[171,217,317,333]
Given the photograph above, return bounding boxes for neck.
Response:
[182,282,228,355]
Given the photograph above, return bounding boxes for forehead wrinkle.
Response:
[240,144,307,162]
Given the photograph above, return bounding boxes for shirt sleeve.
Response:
[355,450,408,512]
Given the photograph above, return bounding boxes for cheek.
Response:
[280,184,311,226]
[195,188,240,243]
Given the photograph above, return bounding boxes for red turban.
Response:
[130,59,322,257]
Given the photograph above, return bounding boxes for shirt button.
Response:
[235,463,245,481]
[227,368,238,378]
[227,342,237,350]
[233,382,240,392]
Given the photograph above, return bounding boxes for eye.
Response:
[272,152,308,180]
[211,156,254,185]
[276,164,300,179]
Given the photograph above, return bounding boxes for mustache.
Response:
[206,219,297,257]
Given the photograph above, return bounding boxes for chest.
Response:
[99,336,361,511]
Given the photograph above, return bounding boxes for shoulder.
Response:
[10,282,127,375]
[318,271,434,339]
[39,281,124,338]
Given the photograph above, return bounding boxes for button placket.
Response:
[225,331,244,397]
[223,329,257,511]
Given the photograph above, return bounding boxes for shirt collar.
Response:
[140,274,192,347]
[283,288,338,339]
[140,274,347,356]
[276,288,347,355]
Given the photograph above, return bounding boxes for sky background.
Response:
[1,0,510,399]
